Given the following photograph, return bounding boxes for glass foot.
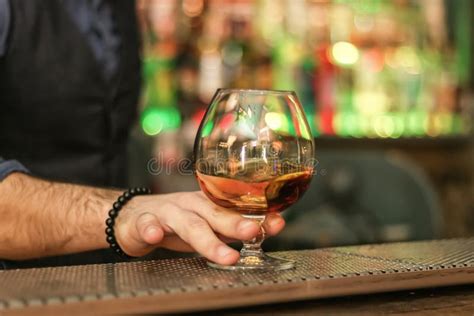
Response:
[207,253,294,271]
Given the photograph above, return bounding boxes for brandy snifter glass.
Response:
[194,89,315,270]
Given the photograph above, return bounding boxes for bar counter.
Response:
[208,284,474,315]
[1,238,474,315]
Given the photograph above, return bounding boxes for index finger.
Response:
[175,192,261,241]
[167,208,240,265]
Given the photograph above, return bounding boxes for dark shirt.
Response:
[0,158,29,180]
[0,0,121,182]
[0,0,120,78]
[0,0,9,56]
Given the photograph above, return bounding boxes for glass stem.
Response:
[240,215,266,259]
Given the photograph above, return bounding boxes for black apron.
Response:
[0,0,142,268]
[0,0,141,187]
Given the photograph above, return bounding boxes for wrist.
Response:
[71,188,122,251]
[104,188,152,258]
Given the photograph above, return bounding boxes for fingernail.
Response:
[238,220,256,233]
[217,245,233,258]
[145,226,159,236]
[270,216,284,226]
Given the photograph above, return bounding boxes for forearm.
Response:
[0,173,121,260]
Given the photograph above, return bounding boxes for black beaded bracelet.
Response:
[105,187,152,259]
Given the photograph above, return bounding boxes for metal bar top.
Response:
[1,238,474,315]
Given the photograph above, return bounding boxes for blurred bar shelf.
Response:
[315,136,472,149]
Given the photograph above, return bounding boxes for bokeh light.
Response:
[265,112,288,131]
[182,0,203,17]
[141,107,181,136]
[331,41,360,66]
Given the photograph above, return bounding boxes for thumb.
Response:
[135,212,165,245]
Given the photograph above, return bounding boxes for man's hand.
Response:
[0,173,285,264]
[115,191,286,265]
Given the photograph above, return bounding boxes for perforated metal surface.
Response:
[336,238,474,267]
[1,238,474,313]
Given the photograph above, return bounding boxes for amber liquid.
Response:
[196,164,313,215]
